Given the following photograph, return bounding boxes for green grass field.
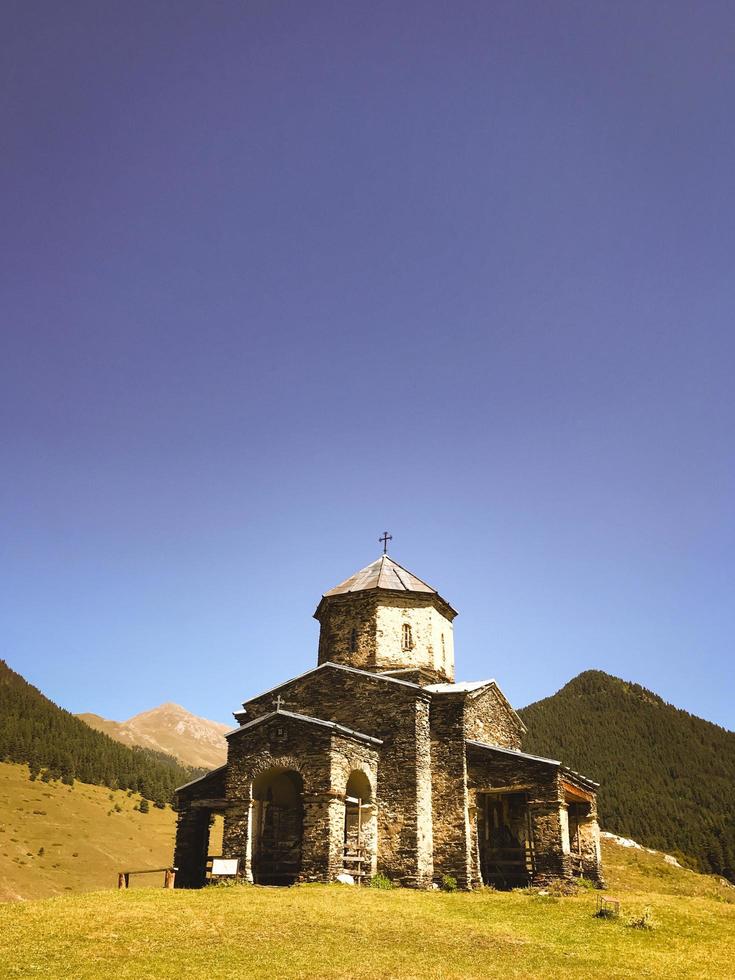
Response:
[1,831,733,979]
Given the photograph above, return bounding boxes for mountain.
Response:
[519,670,735,882]
[0,660,201,805]
[77,703,229,770]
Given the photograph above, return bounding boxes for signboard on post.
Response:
[211,858,240,877]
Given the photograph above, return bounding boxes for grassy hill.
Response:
[519,670,735,881]
[0,762,177,901]
[0,840,732,979]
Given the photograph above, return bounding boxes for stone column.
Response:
[577,803,604,885]
[327,794,347,879]
[173,803,211,888]
[528,801,572,884]
[222,799,253,882]
[430,697,472,889]
[467,796,482,888]
[299,792,334,881]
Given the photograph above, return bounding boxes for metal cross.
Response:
[274,695,284,711]
[379,531,392,554]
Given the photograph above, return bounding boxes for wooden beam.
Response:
[190,798,230,810]
[561,778,595,803]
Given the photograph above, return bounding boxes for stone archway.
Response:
[342,770,376,882]
[251,768,304,885]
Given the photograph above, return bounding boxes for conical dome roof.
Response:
[324,555,436,597]
[316,555,457,619]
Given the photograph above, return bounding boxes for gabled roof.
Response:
[226,708,383,746]
[466,740,560,766]
[427,678,528,734]
[426,680,493,694]
[235,660,428,717]
[316,555,458,618]
[175,764,227,795]
[466,740,599,789]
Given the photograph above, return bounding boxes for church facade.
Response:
[174,554,603,889]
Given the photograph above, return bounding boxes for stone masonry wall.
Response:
[317,593,379,671]
[375,595,454,681]
[463,686,525,750]
[316,592,454,683]
[241,667,433,886]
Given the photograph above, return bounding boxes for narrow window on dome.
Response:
[350,628,357,652]
[402,623,413,651]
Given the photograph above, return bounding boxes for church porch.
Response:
[466,741,601,888]
[170,708,383,888]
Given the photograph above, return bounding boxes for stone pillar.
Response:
[360,803,378,879]
[528,801,571,884]
[222,799,253,882]
[577,803,604,885]
[467,796,482,888]
[430,697,472,888]
[173,803,211,889]
[300,791,335,882]
[327,794,347,879]
[414,699,435,888]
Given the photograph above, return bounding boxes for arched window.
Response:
[349,628,357,652]
[401,623,413,651]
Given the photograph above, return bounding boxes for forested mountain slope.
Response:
[0,660,201,805]
[519,670,735,881]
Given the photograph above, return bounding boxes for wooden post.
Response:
[118,872,127,890]
[164,868,176,889]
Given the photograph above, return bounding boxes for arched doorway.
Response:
[343,770,374,883]
[251,768,303,885]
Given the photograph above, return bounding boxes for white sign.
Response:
[211,858,239,876]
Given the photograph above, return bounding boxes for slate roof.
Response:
[324,555,437,596]
[466,740,599,789]
[316,554,458,619]
[175,764,227,795]
[425,680,494,694]
[226,708,383,746]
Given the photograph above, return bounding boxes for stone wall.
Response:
[240,666,433,886]
[463,685,525,750]
[316,593,379,671]
[315,592,454,683]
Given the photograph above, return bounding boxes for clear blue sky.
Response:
[2,1,733,730]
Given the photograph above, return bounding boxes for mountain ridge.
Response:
[519,669,735,882]
[0,659,200,805]
[76,703,229,770]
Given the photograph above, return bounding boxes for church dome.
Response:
[314,554,457,683]
[324,555,436,598]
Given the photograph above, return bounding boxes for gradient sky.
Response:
[2,1,733,730]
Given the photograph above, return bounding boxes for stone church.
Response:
[174,553,602,889]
